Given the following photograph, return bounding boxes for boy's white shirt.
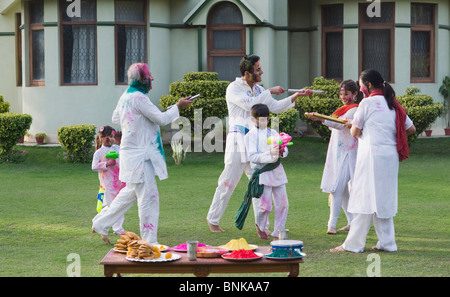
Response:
[112,91,179,182]
[245,126,288,187]
[224,78,295,164]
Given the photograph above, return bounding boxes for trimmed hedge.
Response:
[57,124,96,163]
[160,72,301,135]
[0,112,32,156]
[295,77,342,141]
[0,95,10,114]
[397,87,443,144]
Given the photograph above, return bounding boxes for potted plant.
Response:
[35,133,46,144]
[439,76,450,135]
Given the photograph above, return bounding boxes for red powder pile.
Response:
[224,249,259,259]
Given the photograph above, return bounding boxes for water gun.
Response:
[97,186,105,213]
[268,132,293,150]
[105,151,119,159]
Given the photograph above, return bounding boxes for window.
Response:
[207,2,245,82]
[359,2,395,82]
[115,0,147,84]
[60,0,97,85]
[411,3,435,83]
[29,0,44,86]
[322,4,343,80]
[16,13,22,86]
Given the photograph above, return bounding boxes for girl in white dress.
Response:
[331,70,416,253]
[92,126,125,235]
[307,80,362,234]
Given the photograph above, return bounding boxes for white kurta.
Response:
[92,144,125,204]
[207,78,295,226]
[349,95,413,218]
[320,108,358,193]
[245,127,289,236]
[224,78,296,164]
[92,144,125,233]
[92,90,180,243]
[112,91,180,182]
[245,127,288,187]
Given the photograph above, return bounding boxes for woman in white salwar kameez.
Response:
[307,80,362,234]
[92,63,192,245]
[331,70,416,253]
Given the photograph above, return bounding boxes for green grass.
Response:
[0,137,449,277]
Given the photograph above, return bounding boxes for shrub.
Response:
[295,77,342,142]
[57,124,96,163]
[0,95,11,114]
[270,108,300,135]
[160,72,229,135]
[183,72,220,82]
[397,88,443,144]
[0,112,32,157]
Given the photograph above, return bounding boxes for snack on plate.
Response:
[223,238,253,250]
[126,239,161,260]
[114,231,141,252]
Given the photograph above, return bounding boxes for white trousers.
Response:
[343,213,397,253]
[328,159,353,228]
[92,161,160,244]
[96,200,125,234]
[206,157,255,226]
[254,184,289,237]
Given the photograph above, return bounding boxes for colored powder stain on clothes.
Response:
[156,130,165,160]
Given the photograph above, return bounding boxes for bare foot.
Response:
[208,221,225,232]
[338,225,350,232]
[255,224,268,240]
[330,245,345,252]
[327,227,337,234]
[101,235,111,245]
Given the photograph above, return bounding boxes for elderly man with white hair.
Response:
[92,63,192,244]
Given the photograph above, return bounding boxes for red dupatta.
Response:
[369,89,409,162]
[332,104,359,117]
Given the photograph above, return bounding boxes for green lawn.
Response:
[0,137,449,277]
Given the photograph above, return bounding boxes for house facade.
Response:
[0,0,449,142]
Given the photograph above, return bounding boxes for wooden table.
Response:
[99,247,303,277]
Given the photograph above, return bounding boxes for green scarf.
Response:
[235,159,281,230]
[127,78,151,94]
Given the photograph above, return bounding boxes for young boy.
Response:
[244,104,289,239]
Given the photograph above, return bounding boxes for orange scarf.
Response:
[332,104,358,117]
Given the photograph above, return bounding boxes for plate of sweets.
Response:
[219,238,258,251]
[222,249,263,262]
[170,242,210,252]
[197,247,229,258]
[125,239,181,263]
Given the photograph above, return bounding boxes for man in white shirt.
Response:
[207,55,312,233]
[92,63,192,244]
